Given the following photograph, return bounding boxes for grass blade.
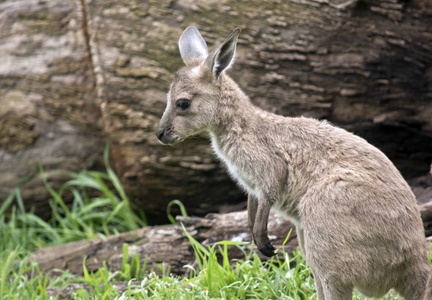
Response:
[0,248,18,298]
[167,200,188,225]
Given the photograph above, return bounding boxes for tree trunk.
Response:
[1,0,431,224]
[0,0,104,219]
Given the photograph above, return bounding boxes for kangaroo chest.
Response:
[210,136,262,199]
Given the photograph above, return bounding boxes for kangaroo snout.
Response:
[155,125,178,145]
[156,127,165,141]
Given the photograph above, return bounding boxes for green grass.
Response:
[0,144,146,253]
[0,145,421,299]
[0,231,405,300]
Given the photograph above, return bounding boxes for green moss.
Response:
[18,11,51,21]
[19,11,68,35]
[0,115,38,152]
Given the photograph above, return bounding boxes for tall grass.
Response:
[181,224,315,299]
[0,143,146,254]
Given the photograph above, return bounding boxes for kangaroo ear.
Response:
[179,26,208,66]
[204,28,241,81]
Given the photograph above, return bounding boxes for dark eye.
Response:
[176,99,190,111]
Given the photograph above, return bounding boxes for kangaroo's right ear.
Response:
[179,26,208,66]
[204,28,240,81]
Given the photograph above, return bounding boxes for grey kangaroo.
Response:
[156,26,432,299]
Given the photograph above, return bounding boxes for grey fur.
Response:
[156,26,432,299]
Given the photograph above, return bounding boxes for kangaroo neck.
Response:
[208,75,263,157]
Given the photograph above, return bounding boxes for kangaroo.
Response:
[156,26,432,299]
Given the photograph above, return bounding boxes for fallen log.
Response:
[33,210,297,277]
[46,281,142,299]
[34,194,432,278]
[420,201,432,238]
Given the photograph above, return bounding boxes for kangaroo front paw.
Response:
[258,241,277,257]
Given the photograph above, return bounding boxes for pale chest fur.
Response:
[210,135,263,199]
[210,130,305,226]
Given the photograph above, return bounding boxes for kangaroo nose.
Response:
[156,128,165,141]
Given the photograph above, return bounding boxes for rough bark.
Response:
[1,0,431,224]
[32,210,297,277]
[46,281,142,299]
[0,0,104,219]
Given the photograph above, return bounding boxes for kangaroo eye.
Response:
[176,99,190,111]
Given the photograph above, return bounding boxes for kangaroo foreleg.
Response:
[253,198,276,257]
[247,194,258,235]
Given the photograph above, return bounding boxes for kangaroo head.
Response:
[156,26,240,145]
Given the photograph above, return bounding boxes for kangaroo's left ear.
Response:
[179,26,209,66]
[204,28,241,81]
